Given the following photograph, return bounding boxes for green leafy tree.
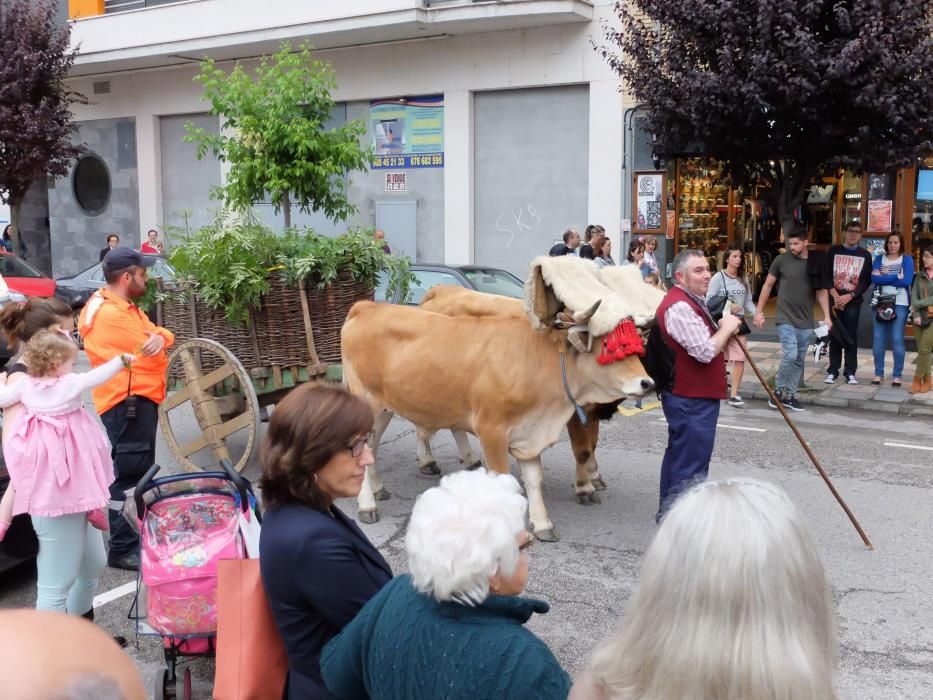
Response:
[601,0,933,234]
[0,0,84,252]
[185,42,370,228]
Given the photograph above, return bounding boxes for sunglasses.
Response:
[347,433,374,458]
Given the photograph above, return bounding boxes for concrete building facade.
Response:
[52,0,640,278]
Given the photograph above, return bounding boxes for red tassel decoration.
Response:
[596,320,645,365]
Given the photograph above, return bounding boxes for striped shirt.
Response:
[664,286,718,364]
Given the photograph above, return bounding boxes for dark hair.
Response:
[924,244,933,257]
[2,225,11,241]
[259,383,374,511]
[845,220,862,231]
[562,228,578,245]
[0,297,73,349]
[722,243,747,284]
[883,232,904,255]
[592,234,609,257]
[106,234,119,244]
[786,229,808,241]
[626,240,644,262]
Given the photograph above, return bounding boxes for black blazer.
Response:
[99,247,112,262]
[260,502,392,700]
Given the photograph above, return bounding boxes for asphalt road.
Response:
[1,396,931,699]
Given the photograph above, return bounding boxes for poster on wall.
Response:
[634,172,664,232]
[666,209,676,240]
[384,172,407,192]
[371,95,444,169]
[867,200,892,233]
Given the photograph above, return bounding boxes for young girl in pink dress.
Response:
[0,330,134,613]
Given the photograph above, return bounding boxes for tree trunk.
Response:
[10,198,23,257]
[281,191,291,229]
[774,160,816,239]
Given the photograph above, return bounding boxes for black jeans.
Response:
[100,397,159,559]
[828,302,863,377]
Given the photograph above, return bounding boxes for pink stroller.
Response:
[131,460,259,700]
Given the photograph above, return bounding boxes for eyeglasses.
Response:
[347,434,373,458]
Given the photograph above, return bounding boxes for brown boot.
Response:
[911,376,923,393]
[922,374,933,393]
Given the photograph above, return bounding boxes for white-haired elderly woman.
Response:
[569,478,838,700]
[321,469,571,700]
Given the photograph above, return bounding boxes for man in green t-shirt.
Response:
[754,230,832,411]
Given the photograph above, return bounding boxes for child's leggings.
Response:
[30,513,106,614]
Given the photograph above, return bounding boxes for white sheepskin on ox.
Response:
[523,255,665,337]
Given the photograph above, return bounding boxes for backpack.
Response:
[642,324,675,397]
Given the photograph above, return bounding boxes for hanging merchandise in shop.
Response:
[371,95,444,169]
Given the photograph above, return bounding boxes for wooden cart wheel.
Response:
[159,338,261,473]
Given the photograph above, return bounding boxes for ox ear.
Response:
[528,266,564,326]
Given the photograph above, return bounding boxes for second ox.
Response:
[341,265,655,541]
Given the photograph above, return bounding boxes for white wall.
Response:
[66,1,630,262]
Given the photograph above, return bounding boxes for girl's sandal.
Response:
[892,379,902,388]
[870,378,881,386]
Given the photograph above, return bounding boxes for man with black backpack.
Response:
[652,250,741,522]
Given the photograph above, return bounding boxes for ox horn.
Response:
[571,299,602,324]
[567,326,592,353]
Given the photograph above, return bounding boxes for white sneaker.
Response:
[727,396,745,408]
[846,375,858,385]
[824,373,838,384]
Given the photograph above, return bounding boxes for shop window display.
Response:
[913,164,933,267]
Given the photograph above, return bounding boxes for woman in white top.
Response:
[870,232,914,387]
[642,237,659,275]
[706,245,756,407]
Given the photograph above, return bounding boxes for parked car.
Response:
[376,264,525,305]
[55,257,177,310]
[0,252,56,298]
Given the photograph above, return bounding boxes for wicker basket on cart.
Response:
[157,270,373,391]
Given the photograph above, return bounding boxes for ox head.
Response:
[527,266,654,401]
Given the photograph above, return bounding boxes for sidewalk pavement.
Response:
[735,340,933,417]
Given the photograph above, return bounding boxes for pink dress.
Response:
[0,356,126,518]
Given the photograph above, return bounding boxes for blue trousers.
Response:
[657,392,720,522]
[872,305,909,378]
[31,513,106,614]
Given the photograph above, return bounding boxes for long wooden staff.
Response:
[738,340,873,550]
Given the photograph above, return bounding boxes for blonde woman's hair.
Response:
[23,330,78,378]
[589,478,837,700]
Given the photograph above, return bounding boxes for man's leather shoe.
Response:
[108,552,139,571]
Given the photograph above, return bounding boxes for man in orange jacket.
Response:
[79,248,174,570]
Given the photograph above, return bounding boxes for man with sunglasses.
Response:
[79,248,174,571]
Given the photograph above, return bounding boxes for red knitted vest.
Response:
[656,285,728,400]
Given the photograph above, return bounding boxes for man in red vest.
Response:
[655,250,742,521]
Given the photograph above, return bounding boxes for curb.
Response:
[747,388,933,417]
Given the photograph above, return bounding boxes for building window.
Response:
[72,155,111,216]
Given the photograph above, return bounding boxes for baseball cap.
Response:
[102,247,157,275]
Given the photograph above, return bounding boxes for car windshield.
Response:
[0,255,44,279]
[461,269,525,298]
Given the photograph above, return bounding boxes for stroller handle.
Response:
[133,460,255,518]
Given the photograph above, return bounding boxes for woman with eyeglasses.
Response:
[321,468,571,700]
[259,383,392,700]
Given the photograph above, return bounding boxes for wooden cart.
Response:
[155,273,370,472]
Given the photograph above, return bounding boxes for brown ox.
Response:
[341,300,654,541]
[418,285,624,504]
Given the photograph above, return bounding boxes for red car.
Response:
[0,252,56,298]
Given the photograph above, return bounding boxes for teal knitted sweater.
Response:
[321,574,571,700]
